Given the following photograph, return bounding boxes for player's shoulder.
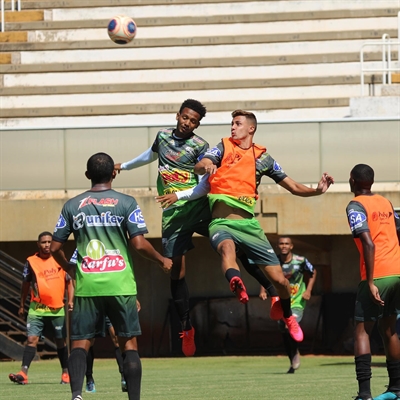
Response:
[156,127,174,137]
[191,132,208,147]
[292,254,305,262]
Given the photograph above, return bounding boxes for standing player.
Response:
[194,109,334,342]
[346,164,400,400]
[259,236,317,372]
[50,152,171,400]
[9,232,73,385]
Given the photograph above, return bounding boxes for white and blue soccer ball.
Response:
[107,15,137,45]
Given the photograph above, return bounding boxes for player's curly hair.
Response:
[231,109,257,133]
[179,99,207,120]
[87,152,115,184]
[351,164,374,184]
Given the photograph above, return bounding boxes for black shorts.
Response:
[71,295,141,340]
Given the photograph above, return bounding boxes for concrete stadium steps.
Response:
[2,10,45,22]
[1,38,391,70]
[5,2,400,31]
[0,84,361,118]
[0,17,398,51]
[0,107,352,130]
[0,62,384,96]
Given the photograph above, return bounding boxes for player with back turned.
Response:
[50,152,171,400]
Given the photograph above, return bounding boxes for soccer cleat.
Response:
[229,276,249,304]
[287,366,295,374]
[373,391,400,400]
[269,296,283,320]
[73,396,83,400]
[9,371,28,385]
[283,315,304,342]
[180,327,196,357]
[291,350,301,370]
[60,372,70,384]
[121,379,127,392]
[352,396,372,400]
[86,380,96,393]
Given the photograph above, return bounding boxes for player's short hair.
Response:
[231,109,257,133]
[279,235,292,242]
[87,152,115,184]
[38,231,52,241]
[351,164,374,184]
[179,99,207,120]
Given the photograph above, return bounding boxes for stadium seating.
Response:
[0,0,399,126]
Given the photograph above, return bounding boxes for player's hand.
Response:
[316,173,334,194]
[18,306,25,318]
[136,299,141,312]
[114,163,122,174]
[369,284,384,306]
[155,193,178,209]
[204,164,218,175]
[68,302,74,312]
[161,257,173,273]
[302,291,311,301]
[259,292,267,300]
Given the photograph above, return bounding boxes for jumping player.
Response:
[194,109,334,342]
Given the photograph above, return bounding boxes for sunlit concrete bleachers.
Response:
[0,0,399,126]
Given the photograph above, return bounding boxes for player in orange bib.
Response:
[346,164,400,400]
[9,232,73,386]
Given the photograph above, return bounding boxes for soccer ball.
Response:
[107,15,137,45]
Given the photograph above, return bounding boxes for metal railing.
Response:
[360,34,400,96]
[1,0,21,32]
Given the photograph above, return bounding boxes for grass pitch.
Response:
[0,355,390,400]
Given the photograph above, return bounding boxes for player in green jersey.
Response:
[51,152,172,400]
[114,99,209,357]
[259,236,317,373]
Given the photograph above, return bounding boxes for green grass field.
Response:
[0,355,391,400]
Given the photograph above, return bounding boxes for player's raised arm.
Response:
[278,173,334,197]
[115,147,158,173]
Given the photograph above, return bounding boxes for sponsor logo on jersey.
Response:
[78,196,118,209]
[395,211,399,219]
[273,161,283,172]
[54,214,67,231]
[348,209,367,231]
[70,248,78,264]
[205,147,221,158]
[81,255,126,273]
[372,211,393,222]
[128,206,146,228]
[72,211,124,230]
[37,267,60,280]
[192,136,205,145]
[160,167,191,184]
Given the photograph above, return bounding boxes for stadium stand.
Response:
[0,0,399,127]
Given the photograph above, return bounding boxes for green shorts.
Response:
[209,218,280,266]
[71,295,141,340]
[26,314,66,339]
[355,276,400,322]
[162,197,211,257]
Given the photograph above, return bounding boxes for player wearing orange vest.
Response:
[346,164,400,400]
[194,109,334,343]
[9,231,73,386]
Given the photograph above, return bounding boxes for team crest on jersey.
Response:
[128,206,146,228]
[54,214,67,231]
[273,161,283,172]
[347,209,367,231]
